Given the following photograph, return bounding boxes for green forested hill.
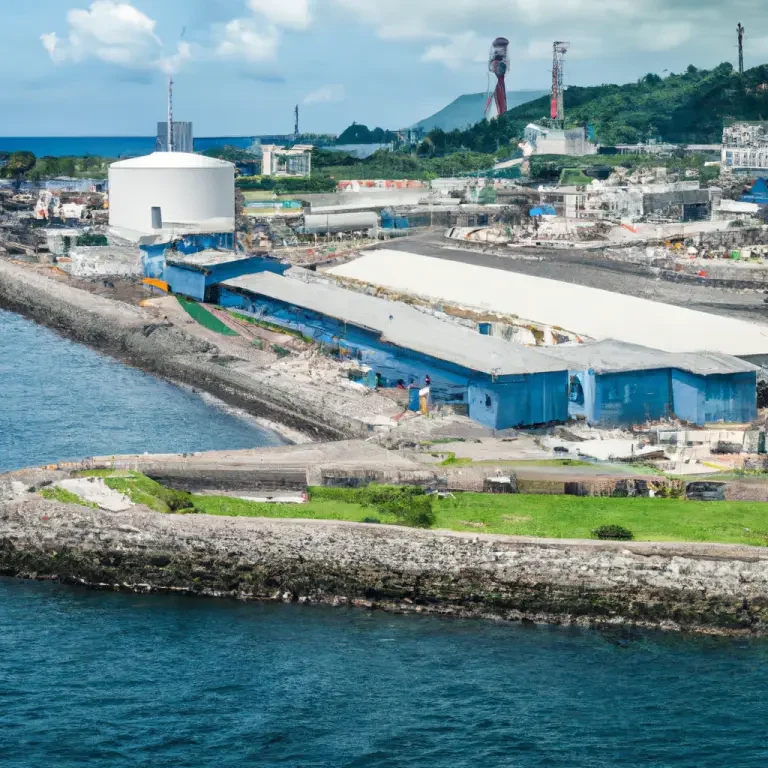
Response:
[422,62,768,154]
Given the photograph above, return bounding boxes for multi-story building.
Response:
[721,122,768,172]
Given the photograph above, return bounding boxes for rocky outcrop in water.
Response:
[2,496,768,635]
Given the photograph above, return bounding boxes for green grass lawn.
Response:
[71,473,768,547]
[40,486,98,509]
[196,489,768,547]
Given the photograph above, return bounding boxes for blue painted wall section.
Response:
[672,370,757,425]
[217,286,569,429]
[469,372,567,429]
[167,258,290,301]
[140,233,237,279]
[592,369,672,426]
[568,367,757,427]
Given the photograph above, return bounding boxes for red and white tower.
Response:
[484,37,510,120]
[551,41,569,125]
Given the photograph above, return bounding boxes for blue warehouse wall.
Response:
[468,371,568,430]
[592,369,672,426]
[167,259,290,301]
[672,370,757,425]
[165,265,205,300]
[140,233,237,279]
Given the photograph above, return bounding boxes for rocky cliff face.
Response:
[2,497,768,635]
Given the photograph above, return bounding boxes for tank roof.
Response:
[110,152,234,170]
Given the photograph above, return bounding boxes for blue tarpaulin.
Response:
[529,205,556,217]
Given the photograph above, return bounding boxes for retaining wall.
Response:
[2,498,768,635]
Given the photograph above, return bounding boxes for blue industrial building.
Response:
[741,178,768,206]
[165,252,289,302]
[217,273,570,430]
[550,341,758,427]
[140,233,237,280]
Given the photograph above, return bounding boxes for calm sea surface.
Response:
[0,310,284,472]
[2,309,768,766]
[2,579,768,767]
[0,136,263,158]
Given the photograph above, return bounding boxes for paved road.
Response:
[386,232,768,326]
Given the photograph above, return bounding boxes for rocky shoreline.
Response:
[2,493,768,636]
[0,260,367,442]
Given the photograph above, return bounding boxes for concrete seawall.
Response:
[2,497,768,635]
[0,260,361,442]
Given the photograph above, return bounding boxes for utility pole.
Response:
[737,23,745,75]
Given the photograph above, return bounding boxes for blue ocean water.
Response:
[0,136,270,158]
[2,578,768,768]
[0,309,284,472]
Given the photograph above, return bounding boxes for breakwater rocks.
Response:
[0,261,354,441]
[3,497,768,635]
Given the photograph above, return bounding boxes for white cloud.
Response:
[248,0,312,30]
[422,32,487,72]
[331,0,741,71]
[216,18,279,62]
[304,84,346,104]
[635,22,693,52]
[41,1,190,73]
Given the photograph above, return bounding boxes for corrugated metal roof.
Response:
[549,340,758,376]
[222,273,568,377]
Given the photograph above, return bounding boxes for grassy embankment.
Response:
[69,471,768,547]
[40,486,98,509]
[176,297,239,336]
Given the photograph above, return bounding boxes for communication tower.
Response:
[737,23,745,75]
[551,41,569,126]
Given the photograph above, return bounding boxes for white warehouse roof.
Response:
[329,250,768,359]
[222,273,568,377]
[110,152,234,170]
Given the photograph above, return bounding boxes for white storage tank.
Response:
[108,152,235,238]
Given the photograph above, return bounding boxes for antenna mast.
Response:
[168,76,174,152]
[294,104,299,139]
[737,23,745,75]
[551,41,569,127]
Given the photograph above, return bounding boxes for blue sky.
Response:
[1,0,767,137]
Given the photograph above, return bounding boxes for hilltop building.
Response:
[522,124,597,157]
[722,122,768,173]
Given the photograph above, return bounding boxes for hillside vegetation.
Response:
[424,62,768,154]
